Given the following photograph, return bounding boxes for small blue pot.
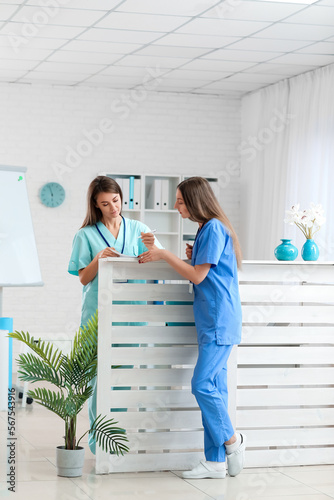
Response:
[301,239,319,261]
[274,239,298,261]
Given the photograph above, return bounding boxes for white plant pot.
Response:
[56,446,85,477]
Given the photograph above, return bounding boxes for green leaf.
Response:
[81,415,129,456]
[28,388,68,420]
[16,352,65,387]
[62,311,98,390]
[8,331,63,371]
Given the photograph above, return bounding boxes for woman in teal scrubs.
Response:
[68,175,160,453]
[139,177,245,480]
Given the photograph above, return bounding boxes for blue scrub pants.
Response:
[191,341,235,462]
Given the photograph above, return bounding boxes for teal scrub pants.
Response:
[191,341,235,462]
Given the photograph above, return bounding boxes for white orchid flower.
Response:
[284,202,325,239]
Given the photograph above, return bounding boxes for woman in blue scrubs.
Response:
[139,176,245,479]
[68,175,160,453]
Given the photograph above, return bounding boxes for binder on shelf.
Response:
[129,176,134,209]
[133,178,141,209]
[154,179,162,210]
[115,177,123,191]
[161,179,169,210]
[122,177,130,208]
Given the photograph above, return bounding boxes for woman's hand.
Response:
[97,247,120,259]
[185,243,193,260]
[79,247,120,286]
[139,232,155,249]
[138,246,164,263]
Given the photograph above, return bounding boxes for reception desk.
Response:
[96,259,334,473]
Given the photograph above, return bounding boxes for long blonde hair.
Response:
[81,176,123,228]
[177,177,242,269]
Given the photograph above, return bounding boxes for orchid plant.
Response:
[284,203,326,240]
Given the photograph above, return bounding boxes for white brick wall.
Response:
[0,83,241,338]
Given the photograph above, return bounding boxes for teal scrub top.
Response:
[68,217,161,326]
[191,218,242,346]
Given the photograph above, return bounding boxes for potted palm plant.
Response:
[9,312,129,477]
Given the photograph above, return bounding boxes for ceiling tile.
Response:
[201,80,264,91]
[153,68,232,80]
[0,4,20,20]
[176,18,271,37]
[99,65,164,77]
[0,68,28,79]
[79,81,137,89]
[78,28,165,44]
[32,61,107,74]
[11,6,106,26]
[268,52,334,65]
[156,78,209,88]
[153,33,241,48]
[284,5,334,25]
[0,35,67,51]
[95,12,190,32]
[297,41,334,53]
[0,46,52,60]
[114,54,186,69]
[19,77,83,86]
[61,40,141,54]
[202,1,306,21]
[135,45,211,59]
[226,72,286,83]
[153,86,190,93]
[20,71,88,81]
[47,50,123,65]
[27,0,119,9]
[254,22,334,40]
[255,0,318,4]
[244,61,316,74]
[1,22,86,39]
[224,36,312,52]
[192,87,243,96]
[83,74,142,85]
[202,48,282,62]
[115,0,219,16]
[0,58,38,70]
[181,58,256,72]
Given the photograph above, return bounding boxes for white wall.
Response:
[0,82,241,337]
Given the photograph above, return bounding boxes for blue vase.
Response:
[274,239,298,261]
[301,238,319,261]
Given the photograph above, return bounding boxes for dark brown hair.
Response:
[81,176,123,228]
[177,177,242,269]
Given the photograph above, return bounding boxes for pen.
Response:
[138,229,157,238]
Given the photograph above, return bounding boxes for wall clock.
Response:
[39,182,65,208]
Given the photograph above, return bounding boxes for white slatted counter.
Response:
[96,259,334,473]
[238,261,334,468]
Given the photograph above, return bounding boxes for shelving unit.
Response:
[104,173,219,257]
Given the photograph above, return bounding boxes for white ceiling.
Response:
[1,0,334,96]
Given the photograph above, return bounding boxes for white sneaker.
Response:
[182,460,226,479]
[226,433,247,477]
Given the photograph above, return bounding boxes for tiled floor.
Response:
[1,396,334,500]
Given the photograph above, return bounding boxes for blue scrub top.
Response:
[68,217,161,326]
[191,218,242,346]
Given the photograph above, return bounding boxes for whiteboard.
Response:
[0,166,42,286]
